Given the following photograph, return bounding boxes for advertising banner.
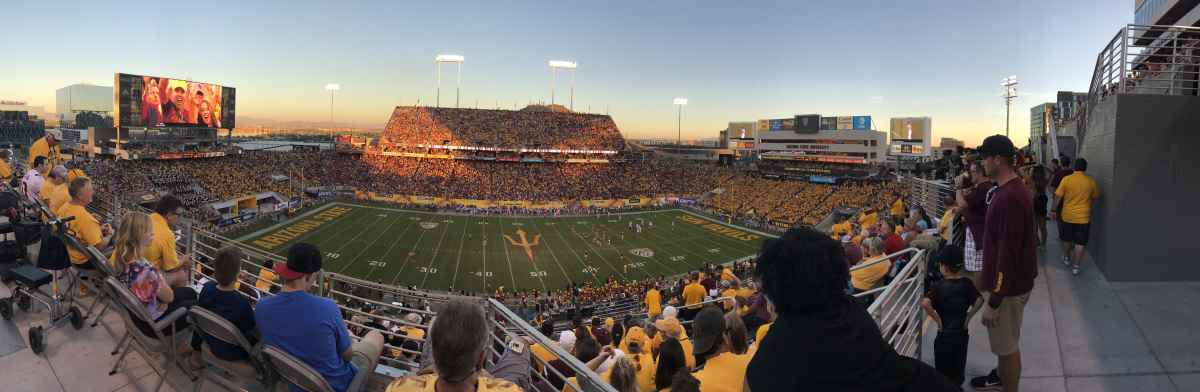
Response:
[837,116,853,130]
[852,116,872,130]
[820,117,838,130]
[794,114,820,133]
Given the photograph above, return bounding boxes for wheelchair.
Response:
[0,206,86,354]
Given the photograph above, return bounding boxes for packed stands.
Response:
[381,106,625,150]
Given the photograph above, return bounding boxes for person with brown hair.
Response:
[192,246,257,362]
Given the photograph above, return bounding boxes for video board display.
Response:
[116,73,235,128]
[889,117,930,142]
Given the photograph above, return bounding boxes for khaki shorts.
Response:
[986,292,1030,356]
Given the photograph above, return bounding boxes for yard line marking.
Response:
[390,223,432,286]
[497,216,519,291]
[449,214,470,290]
[569,220,627,282]
[548,219,601,285]
[418,217,455,288]
[362,215,418,281]
[529,219,573,286]
[334,214,393,274]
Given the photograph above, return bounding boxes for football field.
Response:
[238,202,771,293]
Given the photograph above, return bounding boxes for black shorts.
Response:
[1059,222,1090,245]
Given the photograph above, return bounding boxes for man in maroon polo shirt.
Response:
[969,135,1038,392]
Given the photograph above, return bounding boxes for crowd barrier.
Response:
[903,176,952,220]
[77,192,930,391]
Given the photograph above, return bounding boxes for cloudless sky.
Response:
[4,0,1130,146]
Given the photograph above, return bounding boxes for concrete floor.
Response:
[922,224,1200,391]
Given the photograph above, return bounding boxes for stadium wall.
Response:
[1082,94,1200,281]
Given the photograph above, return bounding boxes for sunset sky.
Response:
[4,0,1130,146]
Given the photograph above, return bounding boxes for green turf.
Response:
[237,202,772,293]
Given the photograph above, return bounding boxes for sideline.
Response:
[675,209,779,239]
[236,203,337,241]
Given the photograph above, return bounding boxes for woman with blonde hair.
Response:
[608,357,640,392]
[115,211,197,338]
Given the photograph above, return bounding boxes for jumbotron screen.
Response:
[889,117,929,142]
[117,73,235,128]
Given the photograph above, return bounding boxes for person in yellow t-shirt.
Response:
[39,165,67,207]
[690,306,752,392]
[146,195,193,287]
[0,150,12,182]
[938,203,957,239]
[682,275,706,308]
[385,300,523,392]
[1052,158,1101,275]
[256,260,279,293]
[857,208,878,230]
[831,216,853,239]
[55,178,113,267]
[851,237,891,293]
[889,194,906,222]
[27,129,63,170]
[653,317,695,369]
[645,286,662,319]
[48,176,72,212]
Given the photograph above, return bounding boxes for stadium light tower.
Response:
[548,60,577,110]
[436,54,465,108]
[325,83,340,143]
[673,98,688,145]
[1002,75,1018,137]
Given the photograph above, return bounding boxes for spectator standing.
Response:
[970,135,1038,392]
[27,128,63,170]
[384,299,524,392]
[256,243,385,392]
[921,245,981,386]
[645,284,662,320]
[1051,158,1100,276]
[958,160,993,291]
[745,227,957,391]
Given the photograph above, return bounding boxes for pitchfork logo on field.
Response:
[504,229,541,263]
[419,222,439,229]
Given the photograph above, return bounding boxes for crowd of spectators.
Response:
[701,176,908,229]
[381,106,625,151]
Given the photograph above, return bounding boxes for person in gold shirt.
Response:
[851,237,891,293]
[27,129,63,170]
[857,208,878,230]
[690,306,753,392]
[385,299,524,392]
[1052,158,1101,276]
[0,150,13,182]
[889,193,906,225]
[56,178,113,268]
[653,317,694,369]
[146,195,193,287]
[255,259,279,293]
[39,165,67,207]
[831,216,853,239]
[681,274,706,307]
[644,285,662,319]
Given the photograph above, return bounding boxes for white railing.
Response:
[855,248,928,358]
[904,176,952,219]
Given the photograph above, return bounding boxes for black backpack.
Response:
[36,221,72,271]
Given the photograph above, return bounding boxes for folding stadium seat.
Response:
[105,276,198,392]
[262,345,337,392]
[189,307,276,392]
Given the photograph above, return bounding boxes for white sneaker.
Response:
[1071,267,1080,276]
